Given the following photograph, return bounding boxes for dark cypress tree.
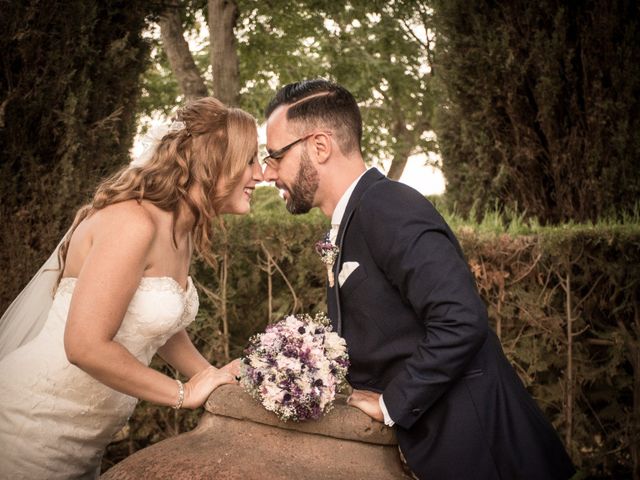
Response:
[0,1,152,310]
[433,0,640,224]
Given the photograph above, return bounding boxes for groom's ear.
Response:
[311,132,332,165]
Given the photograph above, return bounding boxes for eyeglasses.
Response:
[261,131,332,169]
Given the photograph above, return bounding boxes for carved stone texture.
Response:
[101,384,411,479]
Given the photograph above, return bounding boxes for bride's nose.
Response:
[252,160,264,182]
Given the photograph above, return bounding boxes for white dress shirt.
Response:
[329,168,395,427]
[329,169,368,243]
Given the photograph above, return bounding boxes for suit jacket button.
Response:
[411,408,421,415]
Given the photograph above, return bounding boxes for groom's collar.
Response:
[330,168,371,227]
[335,168,385,241]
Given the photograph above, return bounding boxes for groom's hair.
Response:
[265,79,362,155]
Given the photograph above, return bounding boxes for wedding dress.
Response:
[0,275,199,479]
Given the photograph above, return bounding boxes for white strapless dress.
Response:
[0,276,199,479]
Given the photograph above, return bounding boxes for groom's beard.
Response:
[285,150,319,215]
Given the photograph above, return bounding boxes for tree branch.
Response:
[159,1,208,100]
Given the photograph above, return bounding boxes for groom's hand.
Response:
[347,389,384,423]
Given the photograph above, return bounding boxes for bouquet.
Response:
[240,313,349,422]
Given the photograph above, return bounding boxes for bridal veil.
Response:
[0,240,63,360]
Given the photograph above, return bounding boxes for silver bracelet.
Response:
[172,379,184,410]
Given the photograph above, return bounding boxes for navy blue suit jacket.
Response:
[327,169,575,479]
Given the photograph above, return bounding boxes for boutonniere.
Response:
[315,234,340,287]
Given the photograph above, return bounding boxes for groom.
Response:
[263,79,575,479]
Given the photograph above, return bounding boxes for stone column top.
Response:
[205,384,398,446]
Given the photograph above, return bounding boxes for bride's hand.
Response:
[181,366,237,409]
[219,358,241,378]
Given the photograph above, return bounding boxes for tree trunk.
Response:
[386,141,412,180]
[208,0,240,106]
[159,1,208,101]
[386,111,415,181]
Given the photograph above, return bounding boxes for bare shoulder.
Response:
[64,201,159,277]
[91,200,158,245]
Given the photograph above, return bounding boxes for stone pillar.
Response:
[102,384,411,479]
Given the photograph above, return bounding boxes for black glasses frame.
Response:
[262,131,332,169]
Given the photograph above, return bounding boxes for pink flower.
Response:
[239,313,349,422]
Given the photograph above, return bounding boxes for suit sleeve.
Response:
[358,181,489,430]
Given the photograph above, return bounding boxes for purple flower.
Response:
[239,313,350,422]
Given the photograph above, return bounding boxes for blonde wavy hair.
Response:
[57,97,258,283]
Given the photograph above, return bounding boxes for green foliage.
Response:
[138,42,181,119]
[463,227,640,478]
[0,0,154,312]
[313,0,438,175]
[432,0,640,224]
[193,188,329,357]
[236,0,438,172]
[137,3,210,119]
[138,1,438,175]
[104,193,640,478]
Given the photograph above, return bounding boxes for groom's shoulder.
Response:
[361,176,438,217]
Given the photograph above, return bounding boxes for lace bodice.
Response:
[54,276,199,364]
[0,276,199,479]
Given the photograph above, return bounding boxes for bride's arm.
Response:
[63,203,234,409]
[158,330,241,378]
[157,330,212,377]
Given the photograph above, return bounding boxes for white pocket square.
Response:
[338,261,360,287]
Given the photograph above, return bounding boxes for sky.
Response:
[397,154,445,196]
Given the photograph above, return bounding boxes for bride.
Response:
[0,97,263,479]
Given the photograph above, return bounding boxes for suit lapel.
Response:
[330,168,385,335]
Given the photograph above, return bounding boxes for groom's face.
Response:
[264,107,320,214]
[285,148,319,214]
